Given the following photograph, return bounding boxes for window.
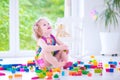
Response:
[19,0,64,50]
[0,0,9,51]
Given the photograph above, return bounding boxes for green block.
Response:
[24,66,27,69]
[39,73,46,78]
[82,70,89,75]
[73,67,79,71]
[94,69,102,73]
[35,69,42,73]
[54,74,59,78]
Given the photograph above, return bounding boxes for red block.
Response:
[110,64,116,68]
[80,67,86,70]
[77,61,81,64]
[77,71,82,76]
[106,69,109,72]
[90,65,97,69]
[0,67,4,70]
[0,72,5,76]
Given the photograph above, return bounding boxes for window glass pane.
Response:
[0,0,9,51]
[19,0,64,50]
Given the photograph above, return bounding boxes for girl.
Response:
[33,17,68,68]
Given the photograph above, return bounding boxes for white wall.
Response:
[83,0,120,55]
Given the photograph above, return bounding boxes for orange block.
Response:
[55,68,61,72]
[14,74,22,78]
[90,55,95,58]
[69,71,73,76]
[46,72,53,77]
[69,71,76,76]
[52,68,61,72]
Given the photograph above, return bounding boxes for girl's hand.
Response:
[62,44,69,54]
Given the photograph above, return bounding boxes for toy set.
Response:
[0,56,120,80]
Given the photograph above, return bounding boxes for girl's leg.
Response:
[43,58,51,67]
[43,51,65,68]
[60,51,68,63]
[55,50,68,63]
[54,51,62,62]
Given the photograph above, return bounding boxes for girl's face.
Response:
[38,19,52,35]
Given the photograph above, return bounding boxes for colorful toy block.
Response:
[94,68,102,73]
[0,72,5,76]
[87,73,92,77]
[0,59,3,61]
[45,76,52,80]
[106,68,114,72]
[110,64,116,68]
[84,64,91,69]
[82,70,89,75]
[31,76,40,80]
[108,61,117,65]
[90,65,97,69]
[53,73,60,80]
[80,67,86,70]
[14,73,22,79]
[8,75,13,80]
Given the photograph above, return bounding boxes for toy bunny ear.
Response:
[59,24,64,29]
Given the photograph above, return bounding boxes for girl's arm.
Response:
[37,39,67,52]
[55,37,69,53]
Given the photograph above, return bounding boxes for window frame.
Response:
[0,0,35,57]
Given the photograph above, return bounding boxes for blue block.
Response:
[0,59,3,61]
[2,65,12,70]
[84,65,91,69]
[16,68,20,71]
[109,68,114,72]
[25,68,29,72]
[61,71,65,76]
[113,61,117,66]
[80,62,84,64]
[35,67,39,70]
[73,63,78,67]
[108,61,117,66]
[108,61,113,64]
[11,64,22,67]
[69,66,73,70]
[11,69,16,74]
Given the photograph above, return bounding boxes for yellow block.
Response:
[90,55,95,58]
[8,75,13,79]
[104,64,109,68]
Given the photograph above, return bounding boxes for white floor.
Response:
[0,55,120,80]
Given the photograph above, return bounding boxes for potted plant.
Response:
[97,0,120,56]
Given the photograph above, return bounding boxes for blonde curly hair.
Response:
[33,17,51,39]
[33,18,43,40]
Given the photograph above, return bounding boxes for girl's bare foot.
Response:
[59,61,66,68]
